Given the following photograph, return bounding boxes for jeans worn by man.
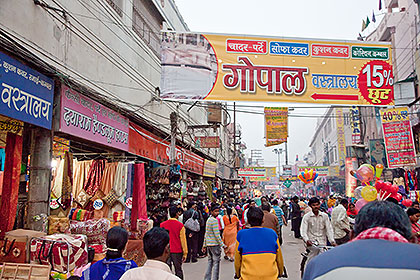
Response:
[204,245,221,280]
[203,206,224,280]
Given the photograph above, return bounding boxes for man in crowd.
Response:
[301,197,336,257]
[303,201,420,280]
[203,204,225,280]
[234,207,284,280]
[160,206,188,279]
[331,198,351,245]
[261,203,280,240]
[121,227,180,280]
[290,196,302,238]
[272,199,287,245]
[183,201,200,263]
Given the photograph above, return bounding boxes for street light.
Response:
[273,148,283,177]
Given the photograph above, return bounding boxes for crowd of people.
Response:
[68,194,420,280]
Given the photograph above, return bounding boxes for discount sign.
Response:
[380,107,416,168]
[358,60,394,105]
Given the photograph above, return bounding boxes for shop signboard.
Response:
[350,106,361,144]
[298,166,329,177]
[203,159,217,177]
[380,107,417,168]
[265,185,280,190]
[160,32,394,105]
[336,108,346,170]
[283,165,292,176]
[238,167,266,177]
[0,51,54,129]
[345,157,358,197]
[249,177,270,182]
[129,122,204,175]
[59,85,129,151]
[264,107,288,146]
[194,136,220,148]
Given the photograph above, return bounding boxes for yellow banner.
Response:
[336,108,346,170]
[161,32,394,105]
[265,107,288,147]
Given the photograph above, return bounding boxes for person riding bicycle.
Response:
[301,197,336,259]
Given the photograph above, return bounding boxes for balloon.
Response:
[361,186,378,202]
[402,199,413,207]
[353,186,363,200]
[390,184,399,195]
[298,169,317,184]
[375,164,384,179]
[374,180,384,192]
[391,193,402,202]
[361,164,375,174]
[355,165,374,183]
[355,199,369,211]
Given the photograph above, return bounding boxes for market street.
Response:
[183,224,305,280]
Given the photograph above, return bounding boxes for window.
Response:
[344,113,350,126]
[346,146,354,158]
[105,0,123,17]
[132,0,161,56]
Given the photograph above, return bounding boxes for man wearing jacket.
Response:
[304,201,420,280]
[183,201,200,263]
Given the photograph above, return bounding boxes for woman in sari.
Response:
[222,207,239,262]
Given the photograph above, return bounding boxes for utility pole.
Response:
[233,102,236,168]
[170,112,178,164]
[273,148,282,177]
[285,142,289,165]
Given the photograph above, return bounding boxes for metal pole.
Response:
[170,112,178,164]
[277,151,281,177]
[233,102,236,168]
[285,142,289,165]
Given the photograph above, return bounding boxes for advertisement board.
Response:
[0,51,54,129]
[298,166,329,177]
[369,139,387,167]
[265,185,280,190]
[350,106,361,144]
[238,167,266,177]
[380,107,416,168]
[345,157,358,197]
[264,107,288,146]
[194,136,220,148]
[129,122,204,175]
[60,85,129,151]
[161,32,394,105]
[336,108,346,170]
[203,159,217,177]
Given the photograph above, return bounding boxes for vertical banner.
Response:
[345,157,358,197]
[350,106,361,144]
[369,139,387,167]
[380,107,416,168]
[264,107,288,147]
[335,108,346,170]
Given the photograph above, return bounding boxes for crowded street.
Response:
[2,0,420,279]
[184,224,304,280]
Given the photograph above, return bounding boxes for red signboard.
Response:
[226,39,267,54]
[311,44,350,58]
[194,136,220,148]
[129,123,204,175]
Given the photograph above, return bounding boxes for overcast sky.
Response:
[174,0,383,167]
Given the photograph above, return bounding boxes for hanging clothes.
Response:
[124,163,134,224]
[51,158,64,199]
[99,162,119,217]
[84,160,106,196]
[131,163,146,231]
[0,148,5,171]
[72,159,93,198]
[61,151,74,209]
[113,162,128,197]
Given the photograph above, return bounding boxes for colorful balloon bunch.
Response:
[298,169,318,184]
[375,180,401,201]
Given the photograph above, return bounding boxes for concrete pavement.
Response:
[182,224,305,280]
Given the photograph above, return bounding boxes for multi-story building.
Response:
[0,0,238,231]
